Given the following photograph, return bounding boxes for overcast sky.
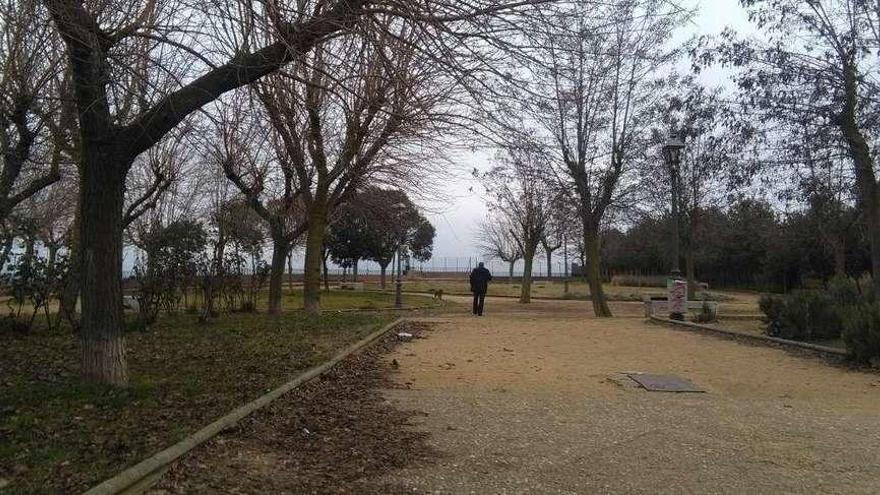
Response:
[421,0,755,263]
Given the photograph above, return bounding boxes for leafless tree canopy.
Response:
[0,0,69,223]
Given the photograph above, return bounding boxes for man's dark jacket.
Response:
[470,266,493,294]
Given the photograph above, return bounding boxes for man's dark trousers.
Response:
[473,292,486,316]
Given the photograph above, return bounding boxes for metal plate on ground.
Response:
[627,373,705,393]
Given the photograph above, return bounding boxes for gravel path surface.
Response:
[380,296,880,494]
[151,322,438,494]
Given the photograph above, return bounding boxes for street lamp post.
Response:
[662,133,686,320]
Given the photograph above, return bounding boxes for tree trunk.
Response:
[58,198,82,332]
[839,63,880,294]
[352,260,358,282]
[584,227,612,317]
[24,237,35,263]
[508,260,515,284]
[48,244,58,270]
[287,251,295,290]
[563,242,569,278]
[858,195,880,294]
[303,195,329,316]
[380,263,389,289]
[520,247,536,304]
[546,250,553,281]
[322,251,330,290]
[832,241,846,278]
[79,155,128,385]
[686,245,696,300]
[268,238,289,315]
[0,236,14,271]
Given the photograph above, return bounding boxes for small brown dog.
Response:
[431,289,444,301]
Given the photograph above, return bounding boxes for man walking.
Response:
[469,262,493,316]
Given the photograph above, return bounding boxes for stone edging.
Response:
[321,305,437,314]
[649,316,848,357]
[83,318,409,495]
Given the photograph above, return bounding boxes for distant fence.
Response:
[119,256,571,281]
[287,256,572,279]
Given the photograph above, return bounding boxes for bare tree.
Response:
[0,0,68,225]
[497,0,688,316]
[247,18,457,315]
[477,217,523,284]
[39,0,546,383]
[708,0,880,294]
[483,142,554,303]
[540,197,570,280]
[207,97,305,316]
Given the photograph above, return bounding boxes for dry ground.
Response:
[380,296,880,494]
[392,277,757,304]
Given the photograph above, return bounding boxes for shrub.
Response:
[694,301,718,323]
[760,291,842,341]
[123,315,150,333]
[0,315,32,334]
[610,274,667,288]
[840,303,880,365]
[827,276,863,306]
[759,294,785,325]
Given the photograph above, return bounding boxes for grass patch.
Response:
[0,292,398,493]
[280,289,430,310]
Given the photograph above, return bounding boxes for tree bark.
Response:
[563,242,569,278]
[508,260,515,284]
[520,247,536,304]
[79,154,128,385]
[48,244,58,269]
[288,252,295,290]
[268,238,290,315]
[45,0,374,386]
[839,62,880,294]
[546,250,553,281]
[686,246,696,300]
[352,260,359,282]
[832,241,846,278]
[0,236,13,271]
[322,250,330,290]
[303,194,329,315]
[584,227,612,317]
[380,263,389,289]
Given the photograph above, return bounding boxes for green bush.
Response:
[827,276,863,306]
[694,301,718,323]
[840,303,880,365]
[759,291,842,341]
[610,274,667,288]
[759,294,785,325]
[760,277,880,363]
[0,315,32,334]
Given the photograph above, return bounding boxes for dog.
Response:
[431,289,444,301]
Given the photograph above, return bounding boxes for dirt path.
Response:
[381,297,880,494]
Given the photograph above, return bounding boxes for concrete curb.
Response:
[319,305,438,314]
[649,316,848,357]
[84,318,409,495]
[718,314,766,321]
[402,291,642,303]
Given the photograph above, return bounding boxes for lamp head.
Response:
[662,133,686,165]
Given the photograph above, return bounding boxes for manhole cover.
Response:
[627,373,705,393]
